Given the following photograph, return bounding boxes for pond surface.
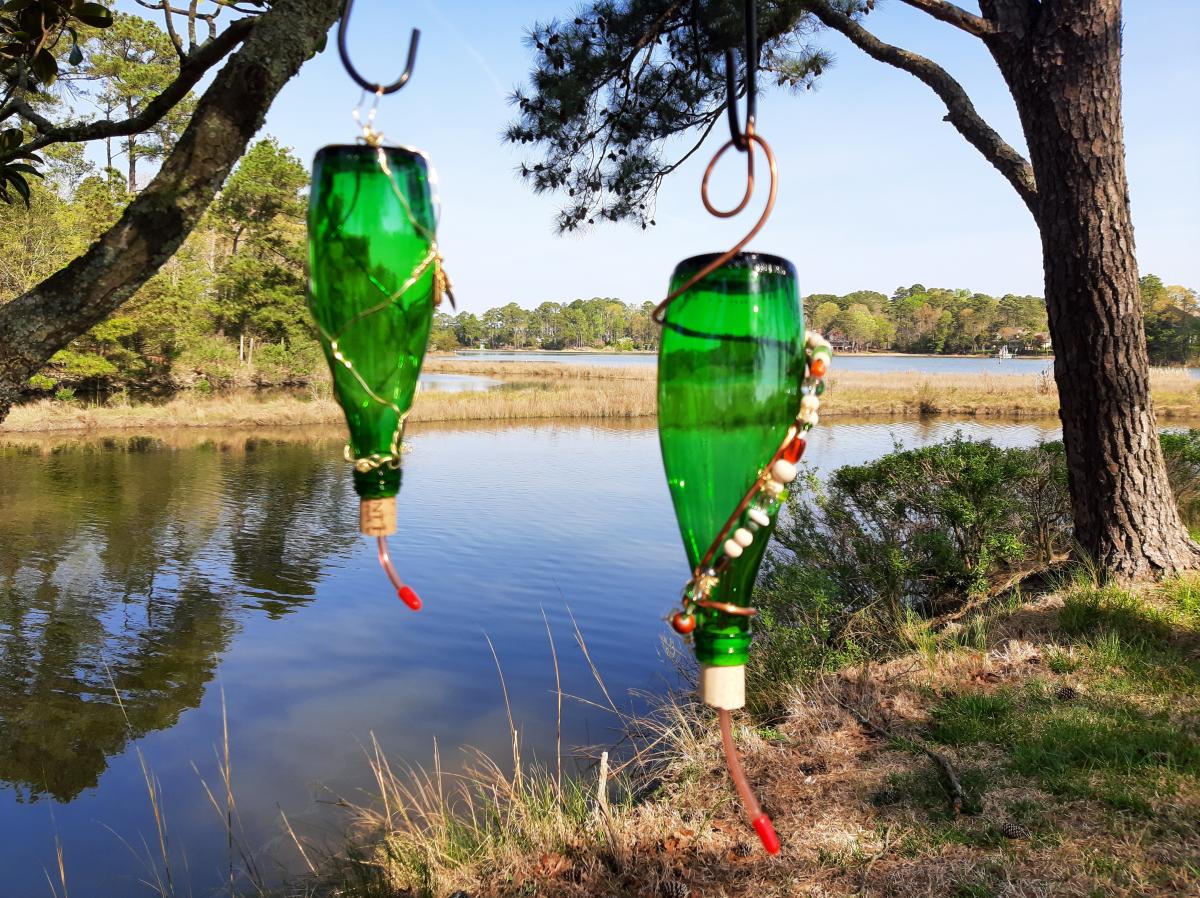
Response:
[0,416,1065,895]
[455,349,1069,376]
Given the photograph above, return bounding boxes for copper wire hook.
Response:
[339,0,420,95]
[725,0,758,150]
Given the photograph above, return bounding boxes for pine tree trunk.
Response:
[996,0,1198,577]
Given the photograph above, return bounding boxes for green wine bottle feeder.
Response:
[658,251,832,854]
[307,138,451,609]
[651,1,835,849]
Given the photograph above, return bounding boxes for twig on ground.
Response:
[827,687,966,815]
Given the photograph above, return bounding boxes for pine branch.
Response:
[807,0,1037,212]
[0,17,255,165]
[898,0,993,37]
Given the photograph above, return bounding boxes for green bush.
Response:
[1160,429,1200,527]
[53,386,76,403]
[27,373,55,392]
[770,436,1062,623]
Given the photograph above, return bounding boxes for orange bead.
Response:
[782,436,806,464]
[809,356,827,378]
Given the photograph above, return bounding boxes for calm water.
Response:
[455,349,1066,376]
[0,417,1064,895]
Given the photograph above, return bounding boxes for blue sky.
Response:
[185,2,1200,311]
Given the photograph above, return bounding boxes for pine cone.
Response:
[733,842,754,857]
[660,880,689,898]
[1055,684,1079,701]
[999,820,1030,839]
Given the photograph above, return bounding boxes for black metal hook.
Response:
[724,0,758,150]
[338,0,420,95]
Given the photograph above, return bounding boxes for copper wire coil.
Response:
[652,128,778,325]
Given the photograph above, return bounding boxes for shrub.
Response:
[1160,430,1200,528]
[54,386,77,403]
[27,373,56,392]
[758,433,1200,683]
[770,436,1061,621]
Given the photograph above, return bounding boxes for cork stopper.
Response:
[700,664,746,710]
[359,497,397,536]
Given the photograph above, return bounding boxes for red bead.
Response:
[782,436,806,464]
[809,357,827,378]
[671,612,697,634]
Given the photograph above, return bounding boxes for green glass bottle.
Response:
[658,252,804,669]
[307,144,437,504]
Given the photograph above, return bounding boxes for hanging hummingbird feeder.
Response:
[306,0,453,610]
[655,0,833,855]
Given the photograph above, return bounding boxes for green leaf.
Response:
[31,46,57,83]
[71,1,111,28]
[0,128,21,150]
[68,39,81,65]
[1,0,37,12]
[5,162,43,177]
[4,169,31,206]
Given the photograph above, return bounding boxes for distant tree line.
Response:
[433,280,1199,362]
[4,134,1195,404]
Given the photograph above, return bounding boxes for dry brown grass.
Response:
[1,378,656,433]
[5,363,1199,433]
[424,358,651,380]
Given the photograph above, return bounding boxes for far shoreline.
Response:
[440,348,1058,361]
[4,364,1198,435]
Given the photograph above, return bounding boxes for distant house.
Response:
[827,329,853,352]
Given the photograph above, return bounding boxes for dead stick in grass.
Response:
[858,825,892,897]
[829,692,966,816]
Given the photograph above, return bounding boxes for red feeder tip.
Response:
[752,814,781,855]
[398,586,422,611]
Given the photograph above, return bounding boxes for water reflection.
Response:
[0,430,357,802]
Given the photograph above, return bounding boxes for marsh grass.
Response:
[7,362,1199,432]
[2,376,657,433]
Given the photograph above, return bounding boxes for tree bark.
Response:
[989,0,1199,576]
[126,99,138,192]
[0,0,342,422]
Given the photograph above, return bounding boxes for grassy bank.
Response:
[4,363,1198,432]
[1,375,657,432]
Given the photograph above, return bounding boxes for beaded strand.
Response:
[670,331,833,635]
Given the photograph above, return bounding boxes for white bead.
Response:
[733,527,754,547]
[747,508,770,527]
[771,460,798,484]
[723,539,744,559]
[800,410,819,427]
[801,395,820,413]
[765,479,784,496]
